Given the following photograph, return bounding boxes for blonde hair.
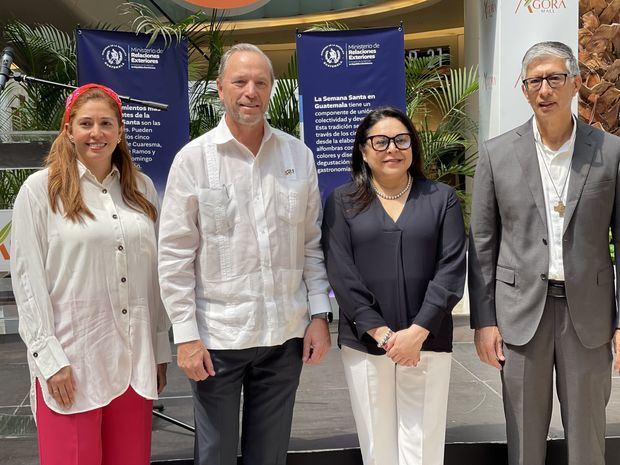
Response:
[47,88,157,222]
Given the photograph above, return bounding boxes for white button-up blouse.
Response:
[11,162,171,415]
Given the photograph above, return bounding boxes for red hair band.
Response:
[64,83,123,125]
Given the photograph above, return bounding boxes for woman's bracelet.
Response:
[377,329,393,349]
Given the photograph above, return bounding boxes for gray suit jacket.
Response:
[468,118,620,348]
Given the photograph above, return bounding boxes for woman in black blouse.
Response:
[321,106,466,465]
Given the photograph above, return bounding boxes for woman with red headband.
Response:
[10,83,171,465]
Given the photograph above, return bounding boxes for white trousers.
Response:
[341,346,452,465]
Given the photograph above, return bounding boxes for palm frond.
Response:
[421,129,465,161]
[12,87,67,130]
[120,1,227,69]
[428,66,479,122]
[2,20,76,130]
[89,22,124,32]
[405,55,444,94]
[405,55,444,119]
[120,2,184,47]
[188,79,221,139]
[118,2,227,138]
[187,11,226,82]
[305,21,350,32]
[434,105,478,137]
[433,150,478,183]
[189,98,221,139]
[268,54,299,137]
[412,63,479,223]
[0,169,37,209]
[3,21,76,81]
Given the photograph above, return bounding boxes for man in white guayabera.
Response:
[158,43,333,465]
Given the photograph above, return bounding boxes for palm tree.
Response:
[268,54,299,137]
[121,2,226,139]
[414,63,479,203]
[0,21,76,224]
[0,20,76,131]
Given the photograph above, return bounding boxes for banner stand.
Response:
[297,26,407,201]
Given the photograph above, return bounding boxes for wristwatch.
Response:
[311,312,333,323]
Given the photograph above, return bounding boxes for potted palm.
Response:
[0,19,75,274]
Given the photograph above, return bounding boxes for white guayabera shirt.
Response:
[158,117,331,350]
[11,162,171,415]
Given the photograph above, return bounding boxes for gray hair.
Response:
[521,41,579,79]
[218,43,275,83]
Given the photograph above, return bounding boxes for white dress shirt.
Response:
[533,116,577,281]
[11,162,171,415]
[158,117,331,350]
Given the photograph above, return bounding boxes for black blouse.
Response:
[321,179,466,355]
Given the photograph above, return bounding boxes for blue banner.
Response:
[76,29,189,194]
[296,27,406,200]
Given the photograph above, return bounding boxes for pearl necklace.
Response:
[372,174,412,200]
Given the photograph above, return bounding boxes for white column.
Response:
[458,0,482,316]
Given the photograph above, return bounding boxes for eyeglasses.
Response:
[365,133,412,151]
[522,73,572,91]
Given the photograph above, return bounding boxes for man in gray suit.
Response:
[469,41,620,465]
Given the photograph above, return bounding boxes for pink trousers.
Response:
[36,381,153,465]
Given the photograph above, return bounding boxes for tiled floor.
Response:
[1,315,619,464]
